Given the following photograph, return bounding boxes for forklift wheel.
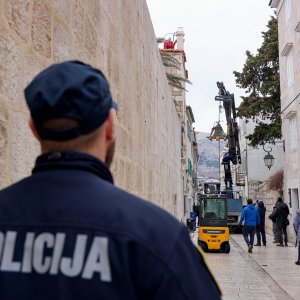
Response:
[221,242,230,254]
[199,241,208,253]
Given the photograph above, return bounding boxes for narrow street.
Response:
[192,232,300,300]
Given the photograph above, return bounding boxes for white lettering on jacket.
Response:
[0,231,111,282]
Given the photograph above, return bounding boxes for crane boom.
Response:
[215,82,241,198]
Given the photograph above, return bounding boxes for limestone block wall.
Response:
[277,0,300,207]
[255,181,295,243]
[0,0,184,219]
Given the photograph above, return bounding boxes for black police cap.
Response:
[25,60,118,141]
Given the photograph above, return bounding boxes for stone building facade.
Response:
[159,28,199,221]
[185,106,198,217]
[238,118,284,201]
[0,1,185,219]
[270,0,300,222]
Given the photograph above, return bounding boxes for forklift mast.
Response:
[215,82,241,198]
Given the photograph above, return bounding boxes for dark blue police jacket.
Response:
[0,152,221,300]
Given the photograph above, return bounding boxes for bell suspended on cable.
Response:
[207,122,226,140]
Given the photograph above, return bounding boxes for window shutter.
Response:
[289,116,297,150]
[286,0,292,22]
[287,52,294,87]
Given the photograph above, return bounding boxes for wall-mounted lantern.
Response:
[263,144,275,170]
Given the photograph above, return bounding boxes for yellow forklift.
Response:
[197,181,230,253]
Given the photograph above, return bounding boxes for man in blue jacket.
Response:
[0,61,221,300]
[239,199,260,253]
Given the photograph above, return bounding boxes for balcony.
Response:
[236,171,246,186]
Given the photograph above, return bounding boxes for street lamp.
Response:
[263,144,275,170]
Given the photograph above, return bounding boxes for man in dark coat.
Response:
[255,200,267,246]
[269,197,290,246]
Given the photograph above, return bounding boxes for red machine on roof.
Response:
[163,38,177,49]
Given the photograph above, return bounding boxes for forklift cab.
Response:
[199,196,227,227]
[203,180,221,195]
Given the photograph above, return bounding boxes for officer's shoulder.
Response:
[110,184,181,224]
[0,176,31,198]
[98,184,188,254]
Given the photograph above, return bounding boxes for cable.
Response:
[281,91,300,115]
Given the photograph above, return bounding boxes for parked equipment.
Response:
[195,82,244,253]
[215,82,243,230]
[197,181,230,253]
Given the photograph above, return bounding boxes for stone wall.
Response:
[255,181,295,243]
[0,1,184,219]
[277,0,300,217]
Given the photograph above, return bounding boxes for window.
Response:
[200,198,226,220]
[187,158,192,176]
[289,115,297,150]
[289,188,299,211]
[187,121,191,141]
[286,51,294,87]
[286,0,292,22]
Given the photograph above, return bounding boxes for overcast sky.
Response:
[146,0,275,133]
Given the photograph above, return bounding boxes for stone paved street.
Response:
[192,232,300,300]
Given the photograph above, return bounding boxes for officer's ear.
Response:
[29,118,41,141]
[104,109,115,145]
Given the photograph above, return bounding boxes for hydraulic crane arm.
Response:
[215,82,241,197]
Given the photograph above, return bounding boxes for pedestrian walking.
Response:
[269,197,290,246]
[0,61,221,300]
[293,209,300,265]
[239,198,260,253]
[255,200,267,246]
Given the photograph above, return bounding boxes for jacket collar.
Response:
[32,151,114,184]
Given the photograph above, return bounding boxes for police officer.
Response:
[0,61,221,300]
